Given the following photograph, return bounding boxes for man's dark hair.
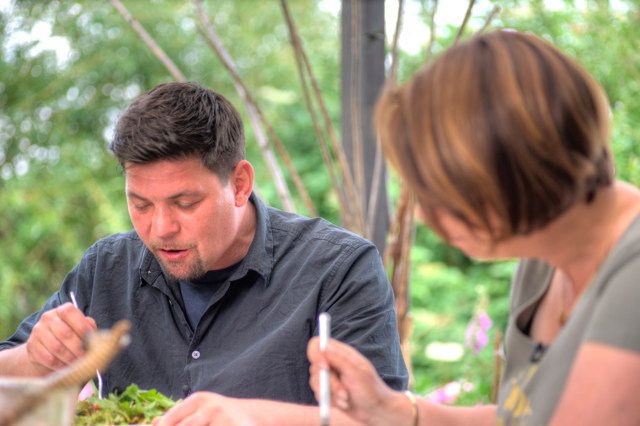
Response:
[110,81,245,180]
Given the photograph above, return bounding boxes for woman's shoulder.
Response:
[584,213,640,352]
[599,212,640,276]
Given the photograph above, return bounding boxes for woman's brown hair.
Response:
[375,30,613,242]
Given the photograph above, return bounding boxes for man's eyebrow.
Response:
[126,191,147,201]
[125,191,203,201]
[166,191,203,200]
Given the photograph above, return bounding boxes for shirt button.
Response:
[191,350,201,359]
[182,385,191,398]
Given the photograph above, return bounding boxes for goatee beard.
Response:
[157,258,207,282]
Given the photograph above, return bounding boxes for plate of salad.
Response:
[75,384,177,425]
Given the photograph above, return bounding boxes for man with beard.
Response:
[0,82,407,424]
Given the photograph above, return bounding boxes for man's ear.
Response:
[232,160,254,207]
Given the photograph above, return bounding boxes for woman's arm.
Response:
[551,342,640,425]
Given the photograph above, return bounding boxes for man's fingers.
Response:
[47,304,95,360]
[26,336,66,371]
[27,303,98,371]
[85,315,97,331]
[155,395,198,426]
[58,303,97,337]
[39,323,81,366]
[48,311,86,358]
[155,393,223,426]
[175,414,209,426]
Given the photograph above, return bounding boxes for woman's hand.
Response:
[307,336,413,426]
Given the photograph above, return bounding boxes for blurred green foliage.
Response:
[1,0,639,405]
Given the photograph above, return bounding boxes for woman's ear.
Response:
[232,160,254,207]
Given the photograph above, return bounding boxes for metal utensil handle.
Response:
[70,291,104,399]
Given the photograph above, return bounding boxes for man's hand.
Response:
[152,391,366,426]
[25,302,97,374]
[153,392,262,426]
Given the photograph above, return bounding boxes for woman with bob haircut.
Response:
[308,29,640,425]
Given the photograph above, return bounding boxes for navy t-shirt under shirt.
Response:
[179,261,241,330]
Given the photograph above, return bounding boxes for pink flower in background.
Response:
[465,311,492,354]
[426,380,474,404]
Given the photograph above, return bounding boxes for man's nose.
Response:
[152,207,179,237]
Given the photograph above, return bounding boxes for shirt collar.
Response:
[230,192,273,286]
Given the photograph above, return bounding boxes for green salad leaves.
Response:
[75,384,177,425]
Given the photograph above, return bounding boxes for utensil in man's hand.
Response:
[70,291,104,399]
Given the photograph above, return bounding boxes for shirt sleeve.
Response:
[319,242,409,391]
[585,253,640,353]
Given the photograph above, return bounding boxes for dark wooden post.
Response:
[340,0,389,253]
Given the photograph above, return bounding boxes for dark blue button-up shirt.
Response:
[0,194,408,402]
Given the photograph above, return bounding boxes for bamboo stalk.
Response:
[279,0,353,226]
[492,330,504,403]
[388,0,405,83]
[366,139,386,236]
[454,0,477,44]
[193,0,309,214]
[382,0,416,377]
[280,0,364,230]
[475,4,502,36]
[109,0,186,82]
[294,14,363,231]
[390,187,415,342]
[423,0,439,63]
